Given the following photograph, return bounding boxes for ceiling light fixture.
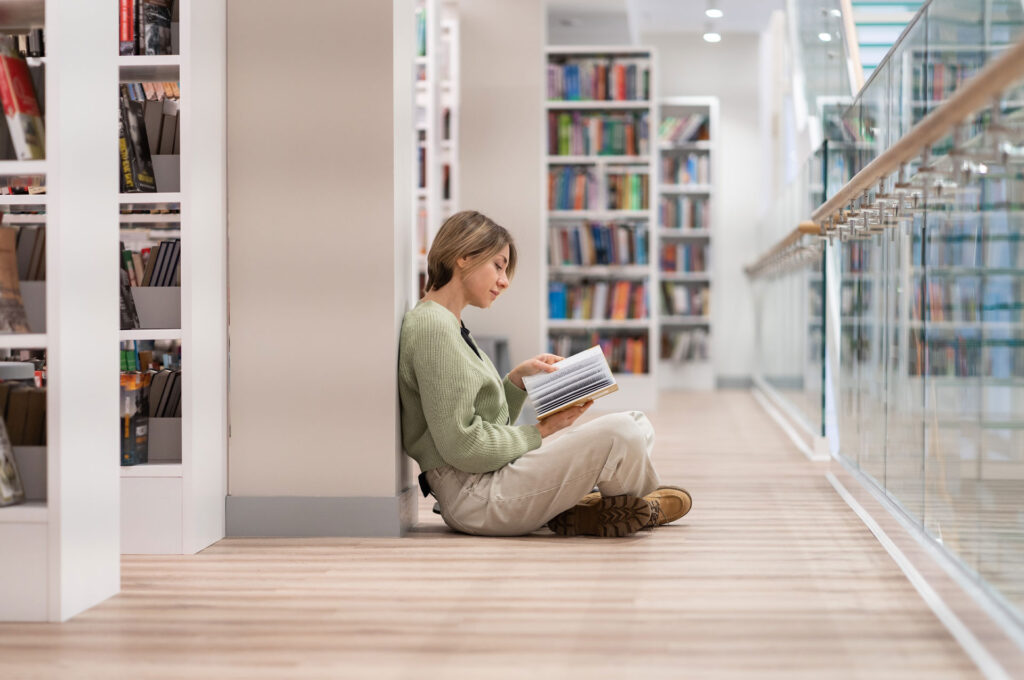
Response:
[703,29,722,43]
[818,32,832,42]
[705,0,723,19]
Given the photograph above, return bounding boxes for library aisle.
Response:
[0,392,977,678]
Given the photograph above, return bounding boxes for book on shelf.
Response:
[119,84,157,193]
[548,333,648,374]
[0,381,46,447]
[660,196,709,230]
[606,171,648,210]
[662,153,709,185]
[0,226,30,332]
[0,37,45,161]
[523,345,618,419]
[0,415,24,507]
[658,114,707,144]
[546,56,650,102]
[548,166,599,211]
[661,328,709,363]
[121,0,175,56]
[659,282,709,316]
[548,279,647,321]
[659,242,708,273]
[548,221,649,267]
[120,372,149,465]
[547,110,650,156]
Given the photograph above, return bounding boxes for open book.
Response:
[523,345,618,419]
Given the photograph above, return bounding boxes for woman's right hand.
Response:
[536,400,593,438]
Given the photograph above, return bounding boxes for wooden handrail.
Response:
[839,0,864,95]
[811,37,1024,224]
[744,222,821,277]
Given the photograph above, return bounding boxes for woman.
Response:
[398,210,691,537]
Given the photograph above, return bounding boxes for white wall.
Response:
[642,32,764,383]
[458,0,546,381]
[227,0,411,503]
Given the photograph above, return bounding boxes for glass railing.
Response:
[751,0,1024,634]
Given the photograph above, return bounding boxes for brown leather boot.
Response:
[546,495,653,537]
[578,486,692,526]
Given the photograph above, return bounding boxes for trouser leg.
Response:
[426,411,661,536]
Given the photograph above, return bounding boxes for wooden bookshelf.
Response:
[411,0,459,302]
[656,96,718,390]
[544,46,658,411]
[0,0,121,623]
[116,0,227,556]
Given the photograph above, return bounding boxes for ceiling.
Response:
[547,0,786,40]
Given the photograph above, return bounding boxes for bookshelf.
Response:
[656,97,718,390]
[544,46,657,411]
[0,1,120,622]
[117,0,227,555]
[411,0,459,302]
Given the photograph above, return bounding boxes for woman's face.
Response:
[459,245,511,309]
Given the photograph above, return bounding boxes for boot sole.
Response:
[548,495,652,537]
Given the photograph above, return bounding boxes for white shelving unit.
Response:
[411,0,459,302]
[544,46,658,412]
[0,1,121,623]
[117,0,226,556]
[656,96,718,390]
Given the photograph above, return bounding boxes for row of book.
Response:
[918,231,1022,268]
[119,84,157,192]
[548,221,649,267]
[912,58,982,106]
[119,0,175,56]
[607,172,649,211]
[124,81,182,158]
[546,58,651,102]
[121,239,181,287]
[547,111,650,157]
[548,280,648,321]
[660,282,710,317]
[121,340,181,372]
[914,278,1022,324]
[0,37,45,161]
[0,382,46,446]
[660,328,710,363]
[548,166,599,211]
[549,332,648,375]
[15,226,45,281]
[662,154,710,186]
[660,196,710,230]
[659,115,709,144]
[9,29,44,59]
[660,243,709,273]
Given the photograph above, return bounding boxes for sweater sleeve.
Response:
[503,374,529,424]
[413,322,542,474]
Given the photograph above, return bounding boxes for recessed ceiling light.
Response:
[818,32,832,42]
[830,9,842,17]
[703,31,722,43]
[705,8,723,18]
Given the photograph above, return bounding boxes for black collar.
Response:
[460,321,482,359]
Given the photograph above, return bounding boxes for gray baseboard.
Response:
[715,375,753,389]
[226,487,418,537]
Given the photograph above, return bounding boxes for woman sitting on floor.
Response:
[398,210,692,537]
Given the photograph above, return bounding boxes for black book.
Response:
[119,267,140,330]
[119,84,156,192]
[139,0,173,56]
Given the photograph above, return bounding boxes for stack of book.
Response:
[659,282,710,316]
[660,196,709,230]
[658,114,708,144]
[120,0,175,56]
[662,154,709,185]
[548,166,599,211]
[606,171,648,210]
[660,242,708,273]
[0,382,46,446]
[121,239,181,288]
[548,333,648,375]
[661,329,710,363]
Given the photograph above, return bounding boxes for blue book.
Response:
[548,281,567,319]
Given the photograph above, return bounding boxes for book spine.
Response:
[120,0,136,55]
[0,42,45,160]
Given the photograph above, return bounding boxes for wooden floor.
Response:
[0,392,981,679]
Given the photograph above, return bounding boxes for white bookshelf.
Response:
[656,96,718,390]
[0,0,121,623]
[544,46,658,411]
[411,0,459,302]
[117,0,227,556]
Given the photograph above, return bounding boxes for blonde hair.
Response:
[425,210,518,292]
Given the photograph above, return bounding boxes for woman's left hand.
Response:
[509,353,563,390]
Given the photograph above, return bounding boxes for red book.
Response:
[120,0,136,55]
[0,42,44,160]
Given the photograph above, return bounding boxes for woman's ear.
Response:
[455,256,469,270]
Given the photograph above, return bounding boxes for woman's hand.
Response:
[536,401,593,438]
[509,353,563,390]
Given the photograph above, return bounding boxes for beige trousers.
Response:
[425,411,662,536]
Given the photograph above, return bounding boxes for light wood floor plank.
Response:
[0,392,981,679]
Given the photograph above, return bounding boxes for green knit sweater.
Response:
[398,300,542,474]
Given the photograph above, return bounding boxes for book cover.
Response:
[119,84,157,192]
[0,38,44,161]
[119,266,140,330]
[139,0,173,55]
[0,414,24,507]
[120,0,137,54]
[0,227,30,332]
[523,345,619,419]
